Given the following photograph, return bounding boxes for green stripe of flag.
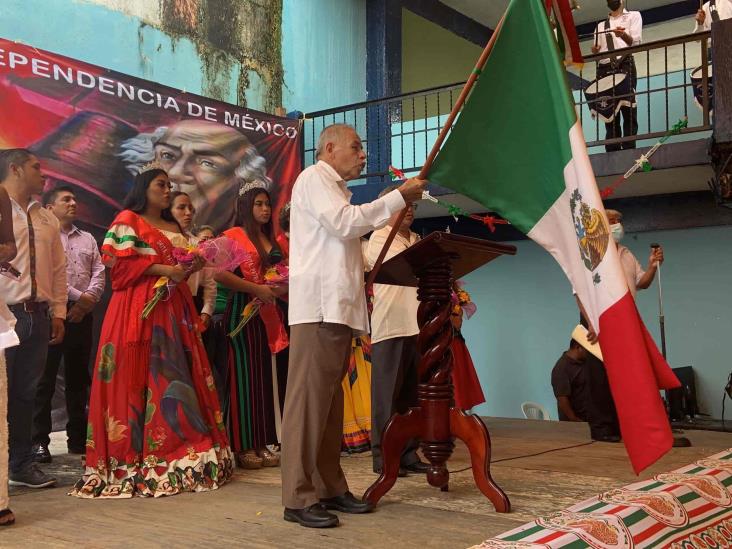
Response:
[428,0,576,234]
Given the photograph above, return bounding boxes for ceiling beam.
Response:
[401,0,493,47]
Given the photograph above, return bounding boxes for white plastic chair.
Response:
[521,401,551,421]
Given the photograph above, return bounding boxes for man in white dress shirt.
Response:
[281,124,426,528]
[694,0,732,32]
[579,208,663,442]
[606,209,663,296]
[0,149,66,489]
[365,187,429,477]
[591,0,643,152]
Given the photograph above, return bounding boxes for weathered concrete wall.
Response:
[0,0,366,113]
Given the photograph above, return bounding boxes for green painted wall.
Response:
[401,8,481,93]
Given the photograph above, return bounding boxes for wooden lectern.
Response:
[364,232,516,512]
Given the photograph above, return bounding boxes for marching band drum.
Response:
[584,72,636,123]
[689,64,713,114]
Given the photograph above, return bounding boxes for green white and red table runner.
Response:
[472,448,732,548]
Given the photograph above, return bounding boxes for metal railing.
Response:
[577,30,712,150]
[302,30,713,186]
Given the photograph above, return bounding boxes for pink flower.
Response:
[172,247,197,266]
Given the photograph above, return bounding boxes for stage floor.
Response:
[5,418,732,548]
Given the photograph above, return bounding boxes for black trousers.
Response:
[275,299,289,415]
[578,316,620,439]
[6,305,50,474]
[32,312,93,449]
[597,59,638,152]
[203,313,229,412]
[584,354,621,439]
[370,335,420,469]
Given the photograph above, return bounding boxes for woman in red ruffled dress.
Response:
[450,283,486,411]
[71,166,233,498]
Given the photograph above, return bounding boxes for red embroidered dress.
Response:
[70,211,233,498]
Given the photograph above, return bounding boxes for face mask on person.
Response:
[610,222,625,242]
[607,0,622,11]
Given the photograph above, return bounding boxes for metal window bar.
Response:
[302,31,712,185]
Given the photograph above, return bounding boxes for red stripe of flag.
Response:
[598,292,680,474]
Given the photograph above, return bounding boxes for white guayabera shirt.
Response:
[288,160,405,334]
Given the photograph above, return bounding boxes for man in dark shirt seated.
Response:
[551,339,590,422]
[551,339,621,442]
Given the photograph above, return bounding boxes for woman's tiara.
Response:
[139,160,164,174]
[239,180,270,196]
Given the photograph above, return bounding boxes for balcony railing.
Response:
[577,30,712,149]
[302,30,713,186]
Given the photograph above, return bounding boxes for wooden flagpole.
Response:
[365,17,506,289]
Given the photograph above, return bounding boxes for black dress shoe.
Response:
[593,434,621,443]
[673,436,692,448]
[68,445,86,455]
[403,460,431,474]
[31,444,52,463]
[373,465,408,477]
[284,504,339,528]
[320,491,374,514]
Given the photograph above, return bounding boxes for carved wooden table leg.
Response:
[450,409,511,512]
[415,257,455,490]
[364,408,423,505]
[364,252,510,512]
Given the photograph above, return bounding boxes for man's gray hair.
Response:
[118,127,271,188]
[315,123,356,159]
[378,184,400,198]
[118,127,167,173]
[605,208,623,221]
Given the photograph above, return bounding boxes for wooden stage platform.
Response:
[5,418,732,548]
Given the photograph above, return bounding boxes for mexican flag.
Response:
[428,0,680,473]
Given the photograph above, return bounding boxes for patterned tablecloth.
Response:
[471,448,732,549]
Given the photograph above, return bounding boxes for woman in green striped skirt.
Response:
[215,186,288,469]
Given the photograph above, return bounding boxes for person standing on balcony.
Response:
[694,0,732,32]
[591,0,642,152]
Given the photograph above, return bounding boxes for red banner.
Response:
[0,38,302,235]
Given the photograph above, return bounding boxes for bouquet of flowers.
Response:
[228,261,289,338]
[451,280,477,320]
[141,236,248,319]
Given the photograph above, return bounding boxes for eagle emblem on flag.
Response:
[570,189,610,272]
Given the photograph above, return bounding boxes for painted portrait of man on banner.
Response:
[0,38,302,236]
[120,120,271,231]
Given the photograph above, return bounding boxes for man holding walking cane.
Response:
[585,209,663,344]
[605,209,663,298]
[581,209,689,445]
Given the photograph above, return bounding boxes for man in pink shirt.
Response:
[32,186,105,462]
